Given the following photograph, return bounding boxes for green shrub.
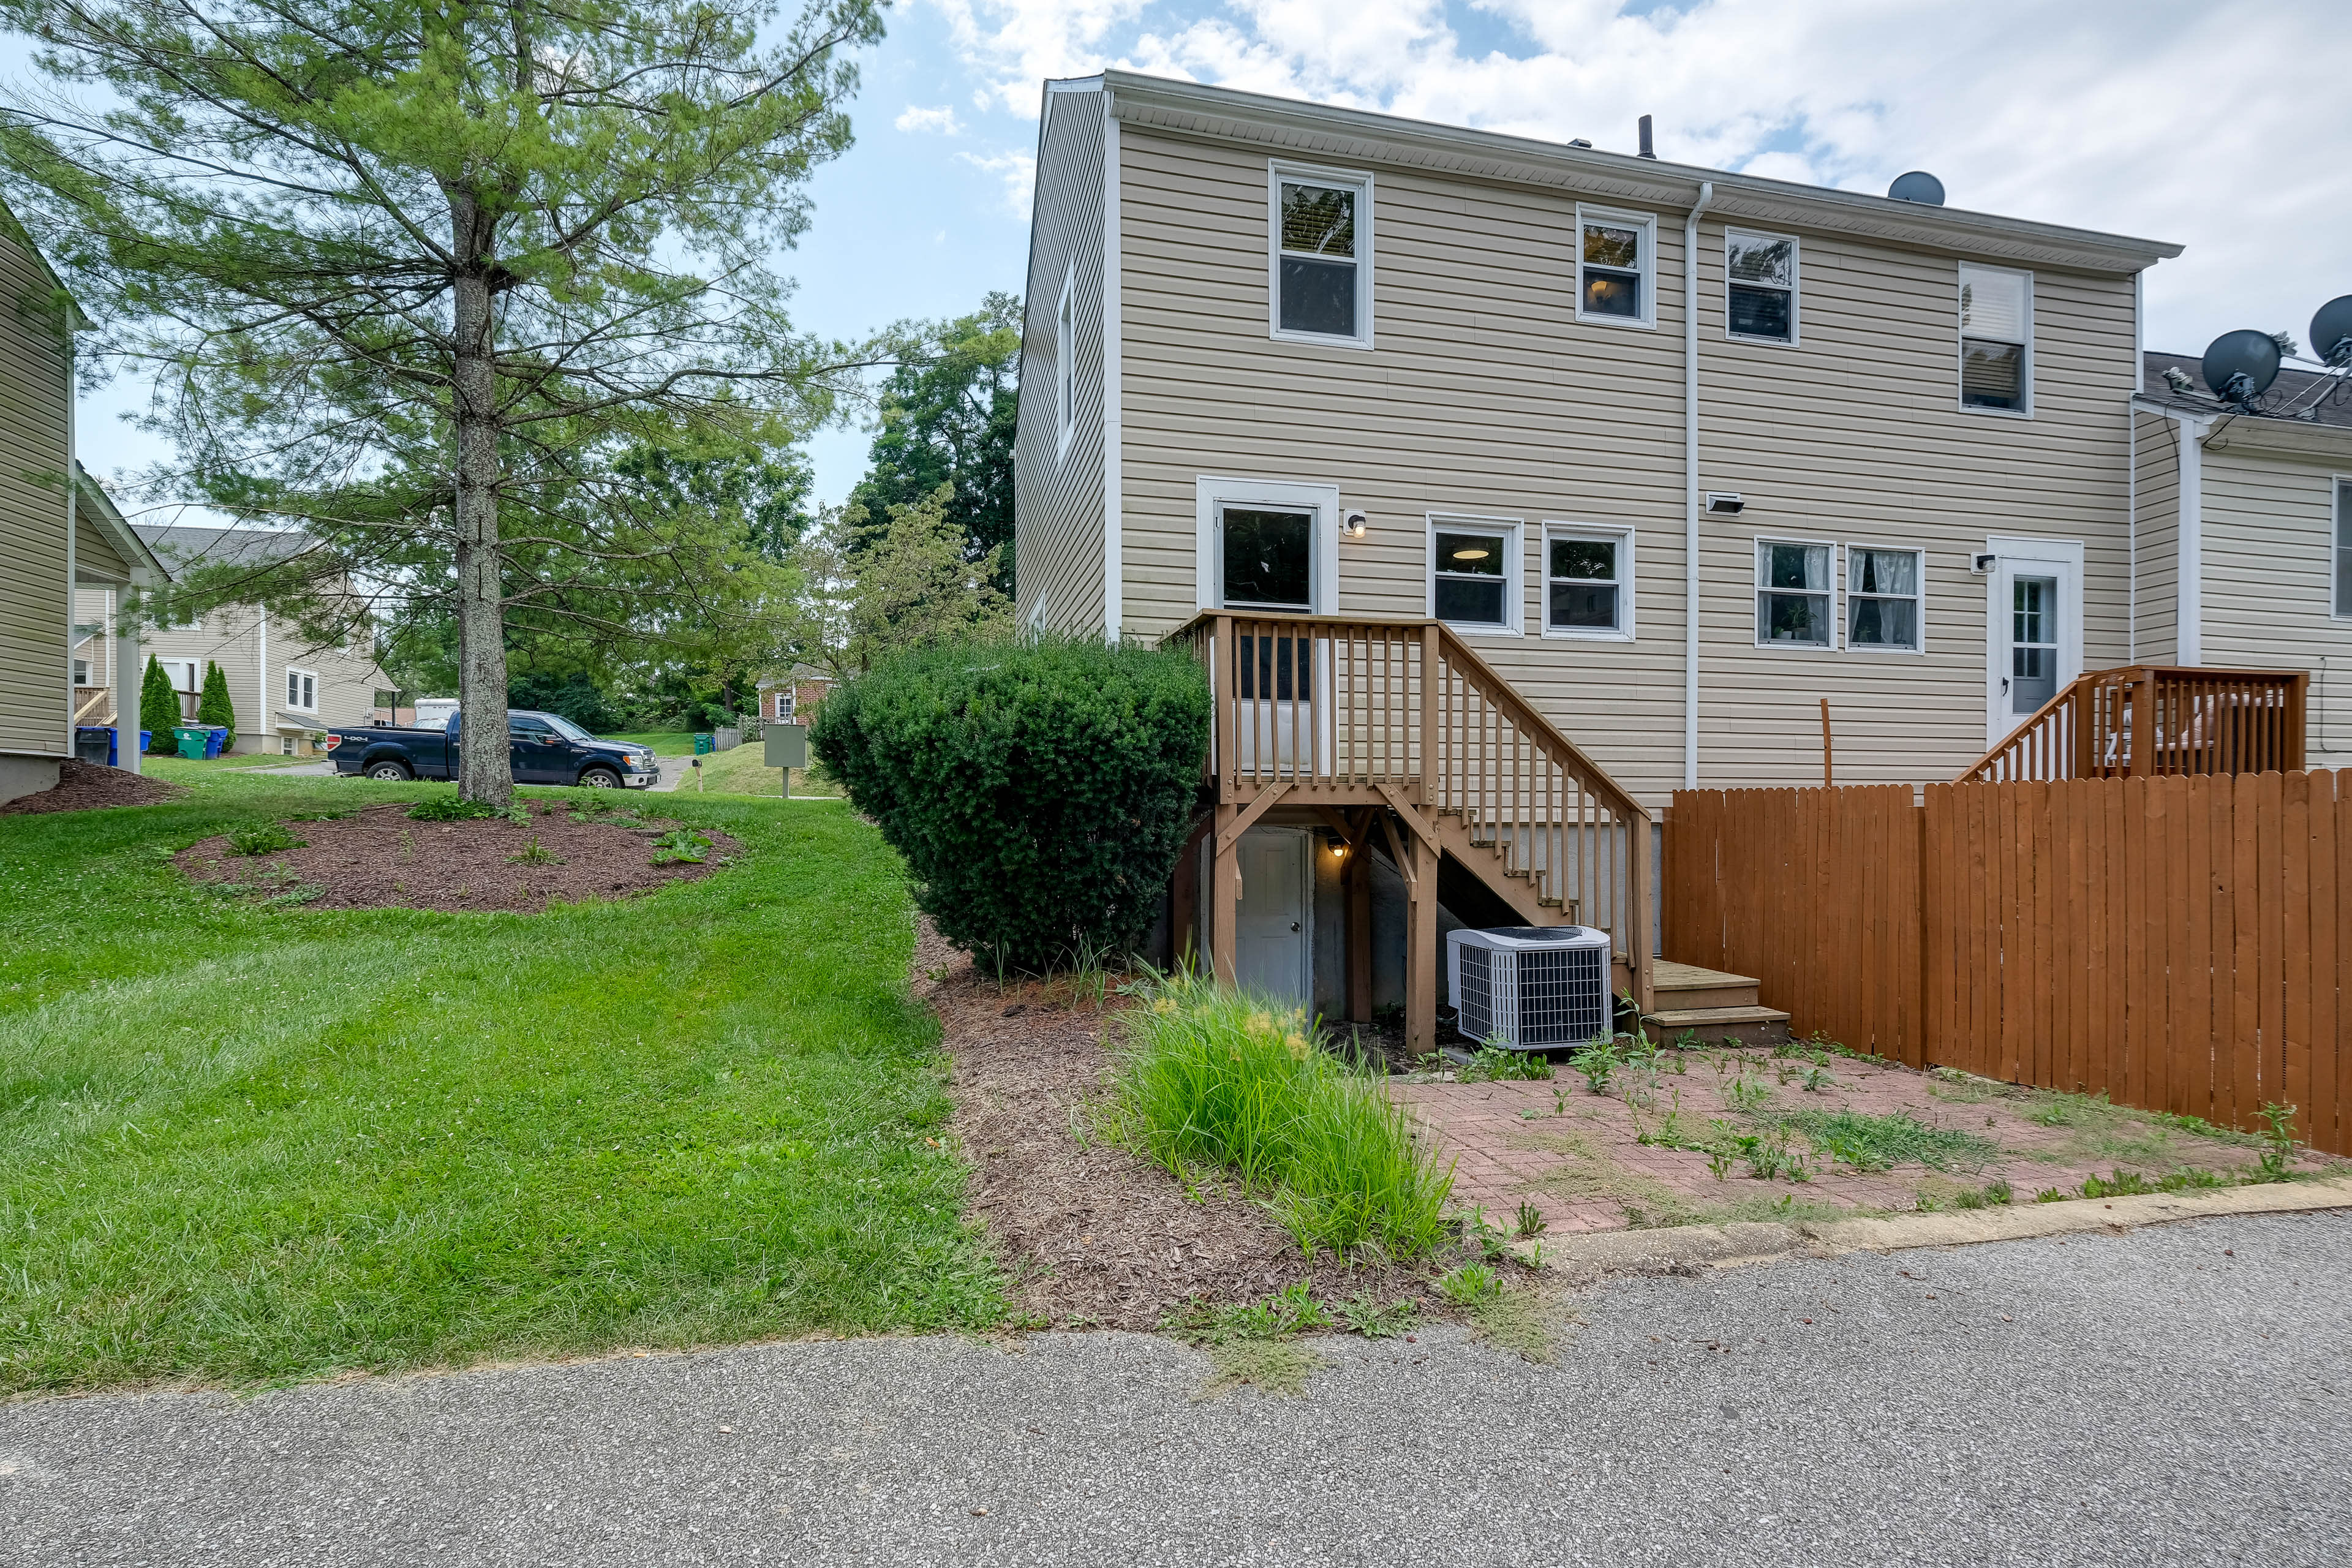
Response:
[407,794,520,823]
[139,655,179,748]
[810,636,1209,973]
[1109,973,1452,1259]
[195,660,236,749]
[226,822,306,856]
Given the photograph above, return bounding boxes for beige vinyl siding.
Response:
[1012,83,1109,637]
[70,586,113,688]
[2196,445,2352,762]
[1113,124,2141,807]
[2132,409,2182,663]
[0,233,72,758]
[140,605,383,752]
[74,509,131,582]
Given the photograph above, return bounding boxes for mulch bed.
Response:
[175,801,739,913]
[922,922,1437,1330]
[0,760,189,816]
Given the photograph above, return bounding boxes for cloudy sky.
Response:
[20,0,2352,505]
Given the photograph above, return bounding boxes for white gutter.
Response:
[1100,90,1123,644]
[1683,180,1714,791]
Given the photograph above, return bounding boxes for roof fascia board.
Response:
[1101,71,2179,275]
[2199,417,2352,460]
[74,464,167,579]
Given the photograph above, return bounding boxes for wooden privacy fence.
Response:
[1665,772,2350,1158]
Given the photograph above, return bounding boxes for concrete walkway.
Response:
[4,1210,2346,1566]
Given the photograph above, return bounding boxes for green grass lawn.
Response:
[604,729,698,755]
[0,768,1000,1395]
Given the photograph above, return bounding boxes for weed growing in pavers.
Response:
[2081,1169,2155,1198]
[1634,1090,1711,1153]
[2159,1167,2228,1192]
[227,822,305,856]
[1733,1125,1810,1182]
[1798,1066,1834,1093]
[2256,1102,2300,1181]
[2030,1102,2075,1128]
[1784,1109,1998,1174]
[1707,1148,1736,1180]
[1337,1292,1421,1339]
[1514,1200,1548,1239]
[1439,1263,1503,1306]
[2036,1187,2067,1202]
[1460,1042,1553,1082]
[1571,1036,1620,1095]
[505,834,564,866]
[1953,1178,2015,1208]
[1724,1076,1775,1114]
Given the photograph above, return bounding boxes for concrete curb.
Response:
[1532,1177,2352,1277]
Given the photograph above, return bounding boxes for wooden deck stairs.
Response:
[1642,960,1790,1047]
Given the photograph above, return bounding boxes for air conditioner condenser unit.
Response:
[1447,925,1614,1050]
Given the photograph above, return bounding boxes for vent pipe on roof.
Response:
[1637,115,1656,159]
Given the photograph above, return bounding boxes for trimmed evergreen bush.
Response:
[138,655,178,750]
[812,636,1210,971]
[195,660,236,749]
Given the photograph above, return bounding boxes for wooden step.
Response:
[1649,959,1763,1010]
[1641,1004,1792,1048]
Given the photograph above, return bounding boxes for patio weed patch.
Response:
[1782,1109,1999,1174]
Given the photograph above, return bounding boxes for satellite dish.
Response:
[2201,330,2282,402]
[2312,295,2352,366]
[1887,171,1945,205]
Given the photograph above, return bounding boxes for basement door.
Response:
[1983,538,2084,748]
[1234,827,1312,1009]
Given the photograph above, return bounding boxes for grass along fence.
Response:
[1665,771,2350,1158]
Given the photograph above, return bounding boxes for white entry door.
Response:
[1984,538,2084,747]
[1234,827,1311,1008]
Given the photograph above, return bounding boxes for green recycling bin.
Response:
[693,733,715,756]
[173,726,210,760]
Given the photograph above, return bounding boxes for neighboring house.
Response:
[1,202,167,802]
[113,525,388,756]
[756,667,834,726]
[2132,352,2352,765]
[1014,72,2223,1037]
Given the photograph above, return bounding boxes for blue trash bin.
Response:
[102,726,120,767]
[203,727,227,760]
[138,729,151,755]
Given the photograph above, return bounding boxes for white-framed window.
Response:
[1576,205,1657,329]
[1269,162,1372,348]
[1427,516,1523,634]
[281,736,296,756]
[1959,262,2033,414]
[1725,228,1798,344]
[1055,260,1076,459]
[1195,475,1340,616]
[72,657,92,685]
[2334,477,2351,619]
[285,668,317,710]
[160,658,198,693]
[1845,545,1925,653]
[775,688,796,722]
[1755,538,1836,649]
[1542,524,1634,639]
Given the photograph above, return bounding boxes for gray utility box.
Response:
[764,724,808,770]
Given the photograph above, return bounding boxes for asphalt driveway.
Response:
[4,1211,2346,1566]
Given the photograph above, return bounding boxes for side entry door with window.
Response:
[1983,543,2082,747]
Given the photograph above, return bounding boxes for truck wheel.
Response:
[579,767,621,789]
[365,761,413,782]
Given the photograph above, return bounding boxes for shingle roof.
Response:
[131,524,320,573]
[2141,350,2352,429]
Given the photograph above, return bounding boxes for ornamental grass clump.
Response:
[1110,973,1453,1259]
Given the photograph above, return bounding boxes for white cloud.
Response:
[959,149,1039,213]
[919,0,2352,356]
[895,104,966,135]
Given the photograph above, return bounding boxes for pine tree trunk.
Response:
[450,198,510,807]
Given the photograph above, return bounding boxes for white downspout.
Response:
[2175,410,2207,665]
[2126,407,2136,665]
[256,609,268,755]
[1683,180,1714,791]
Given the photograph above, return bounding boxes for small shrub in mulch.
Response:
[175,802,739,913]
[0,760,189,816]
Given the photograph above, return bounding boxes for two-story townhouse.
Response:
[1014,72,2184,1046]
[116,524,388,756]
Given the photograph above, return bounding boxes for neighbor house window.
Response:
[2335,478,2351,617]
[1845,546,1924,652]
[1429,518,1518,631]
[1544,526,1632,638]
[1219,504,1314,609]
[1055,261,1076,458]
[1577,206,1656,327]
[1271,165,1370,345]
[775,688,795,722]
[1755,540,1834,647]
[285,668,317,710]
[1725,229,1797,343]
[72,657,91,685]
[1960,263,2032,412]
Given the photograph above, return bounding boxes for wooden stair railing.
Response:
[1958,665,2308,783]
[1165,611,1653,1009]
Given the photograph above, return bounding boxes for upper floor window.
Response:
[1055,261,1076,458]
[1755,539,1834,648]
[1725,229,1798,344]
[72,657,92,685]
[1959,263,2032,413]
[1270,164,1371,347]
[1846,546,1924,652]
[1219,503,1314,609]
[1429,518,1520,633]
[2335,478,2352,618]
[285,668,317,710]
[1577,206,1656,328]
[1544,526,1632,638]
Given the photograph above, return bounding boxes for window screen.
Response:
[1433,529,1508,626]
[1221,506,1313,608]
[1725,231,1795,342]
[1278,182,1359,339]
[1961,265,2030,410]
[1757,541,1833,646]
[1547,535,1622,631]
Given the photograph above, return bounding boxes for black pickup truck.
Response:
[325,709,662,790]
